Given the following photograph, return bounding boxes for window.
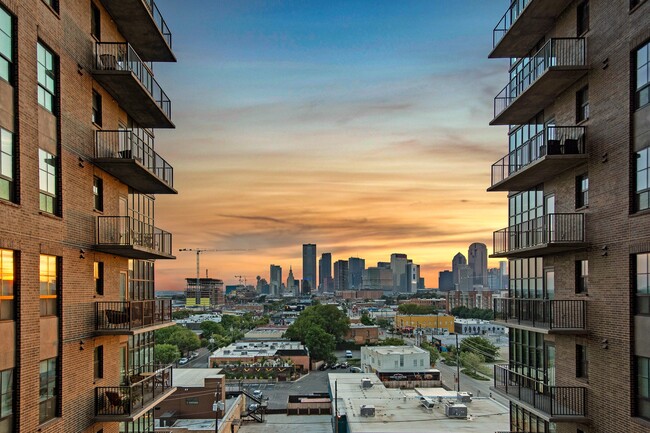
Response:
[399,355,404,367]
[42,0,59,13]
[413,359,417,367]
[0,369,12,432]
[0,250,13,321]
[94,261,104,296]
[576,344,588,378]
[39,358,58,424]
[577,1,589,35]
[39,149,57,214]
[93,176,103,211]
[91,3,101,40]
[0,129,14,202]
[94,346,103,379]
[576,260,588,294]
[638,356,650,420]
[0,7,12,83]
[39,255,58,316]
[637,148,650,211]
[637,253,650,315]
[37,42,56,113]
[636,42,650,109]
[92,90,102,126]
[576,174,589,208]
[576,86,589,122]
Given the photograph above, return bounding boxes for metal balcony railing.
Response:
[493,213,585,256]
[96,299,172,332]
[493,0,532,48]
[494,38,586,118]
[493,298,586,330]
[142,0,172,48]
[95,365,173,418]
[95,43,171,119]
[96,216,173,256]
[493,365,586,417]
[490,126,586,187]
[95,130,174,188]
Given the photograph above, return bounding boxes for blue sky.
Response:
[151,1,511,289]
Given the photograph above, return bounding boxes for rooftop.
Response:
[171,368,223,388]
[237,414,332,433]
[363,345,427,356]
[211,340,306,358]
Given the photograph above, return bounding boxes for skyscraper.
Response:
[334,260,349,291]
[406,262,420,293]
[487,2,649,431]
[348,257,366,290]
[390,253,408,292]
[270,264,282,296]
[302,243,317,294]
[468,242,488,286]
[286,266,297,296]
[438,270,454,291]
[451,252,467,289]
[319,252,332,292]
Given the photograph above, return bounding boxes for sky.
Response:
[150,0,511,290]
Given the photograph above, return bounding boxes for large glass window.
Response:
[637,147,650,211]
[0,129,13,202]
[509,258,544,299]
[39,358,57,424]
[0,7,12,83]
[638,356,650,421]
[508,113,544,171]
[637,253,650,315]
[37,42,56,112]
[39,255,58,316]
[509,329,546,384]
[128,259,154,300]
[0,369,12,433]
[0,250,13,321]
[127,332,154,378]
[39,149,57,214]
[637,41,650,109]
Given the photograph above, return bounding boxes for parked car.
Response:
[349,367,362,373]
[318,363,329,371]
[345,350,353,358]
[179,357,189,365]
[253,390,263,399]
[330,363,340,370]
[340,362,349,369]
[248,403,260,411]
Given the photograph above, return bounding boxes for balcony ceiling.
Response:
[93,243,176,260]
[490,242,587,259]
[94,158,177,194]
[488,154,587,192]
[490,0,574,58]
[95,387,176,422]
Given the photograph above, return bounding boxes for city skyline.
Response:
[149,1,509,290]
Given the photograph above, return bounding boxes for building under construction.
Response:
[185,277,224,308]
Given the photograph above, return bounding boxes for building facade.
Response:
[318,252,332,292]
[348,256,365,290]
[468,242,488,287]
[394,314,455,334]
[451,252,467,289]
[390,253,408,292]
[334,259,349,292]
[185,277,224,307]
[270,264,282,296]
[0,1,178,432]
[488,1,650,432]
[301,243,316,294]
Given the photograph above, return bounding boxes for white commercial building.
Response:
[361,345,429,373]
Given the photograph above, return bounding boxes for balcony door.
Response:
[120,271,128,301]
[544,269,555,300]
[544,194,555,243]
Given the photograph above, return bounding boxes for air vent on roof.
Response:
[360,405,375,417]
[360,378,373,389]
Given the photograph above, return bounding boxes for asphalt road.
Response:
[242,368,332,411]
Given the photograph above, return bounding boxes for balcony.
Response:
[490,0,574,58]
[492,213,586,258]
[489,126,586,192]
[93,43,174,128]
[493,298,587,334]
[95,365,175,422]
[493,365,587,422]
[94,216,175,260]
[95,299,173,335]
[97,0,174,62]
[492,38,588,125]
[94,130,176,194]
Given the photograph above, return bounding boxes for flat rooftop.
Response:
[328,373,509,433]
[238,414,332,433]
[212,340,306,358]
[363,345,427,355]
[172,368,223,387]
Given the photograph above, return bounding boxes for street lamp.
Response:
[212,398,224,433]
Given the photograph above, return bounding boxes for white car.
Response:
[179,357,189,365]
[253,390,263,399]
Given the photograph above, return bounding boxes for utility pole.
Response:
[456,334,461,392]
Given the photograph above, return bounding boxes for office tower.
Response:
[362,267,393,292]
[451,252,467,288]
[438,270,454,291]
[286,266,296,296]
[499,260,508,290]
[334,260,349,291]
[406,262,420,293]
[319,252,332,292]
[348,257,366,290]
[468,242,488,286]
[418,277,425,290]
[390,253,408,292]
[185,278,224,307]
[302,244,317,294]
[487,2,649,432]
[270,264,282,296]
[0,1,178,432]
[457,264,472,292]
[377,261,391,270]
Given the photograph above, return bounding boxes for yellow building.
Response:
[395,314,455,334]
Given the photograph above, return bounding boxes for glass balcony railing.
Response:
[493,298,586,331]
[493,365,587,418]
[493,213,585,257]
[95,299,172,333]
[95,216,174,259]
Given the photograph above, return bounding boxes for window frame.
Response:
[0,368,12,431]
[0,249,14,321]
[636,41,650,110]
[38,149,58,215]
[576,173,589,208]
[575,260,589,294]
[636,253,650,315]
[575,344,588,378]
[576,85,589,123]
[91,3,101,41]
[636,147,650,211]
[92,90,102,127]
[0,128,14,202]
[39,357,58,424]
[39,255,59,317]
[577,1,589,36]
[0,6,13,84]
[41,0,59,13]
[94,261,104,296]
[93,176,103,212]
[37,41,57,113]
[94,346,104,380]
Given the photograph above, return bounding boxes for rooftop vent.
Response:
[360,405,375,417]
[445,402,468,419]
[457,392,472,403]
[361,378,373,389]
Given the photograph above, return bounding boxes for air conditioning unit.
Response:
[223,350,230,354]
[445,403,468,419]
[457,392,472,403]
[361,378,373,389]
[360,405,375,417]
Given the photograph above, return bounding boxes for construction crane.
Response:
[234,275,247,286]
[178,248,250,304]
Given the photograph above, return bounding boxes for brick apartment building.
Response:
[0,0,178,432]
[487,1,650,432]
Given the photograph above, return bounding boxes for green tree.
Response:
[172,310,192,320]
[397,303,437,315]
[156,326,201,356]
[154,344,181,365]
[420,341,440,366]
[304,325,336,363]
[375,318,391,329]
[285,304,350,343]
[360,313,375,326]
[200,320,225,339]
[460,336,499,362]
[155,325,183,344]
[460,351,484,374]
[379,337,406,346]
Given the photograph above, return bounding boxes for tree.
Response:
[360,312,374,326]
[460,351,484,374]
[200,320,225,339]
[460,336,499,362]
[304,325,336,363]
[379,337,406,346]
[376,318,391,329]
[285,304,350,343]
[155,344,181,365]
[156,325,201,356]
[420,341,440,366]
[397,303,437,315]
[450,306,494,320]
[172,310,192,320]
